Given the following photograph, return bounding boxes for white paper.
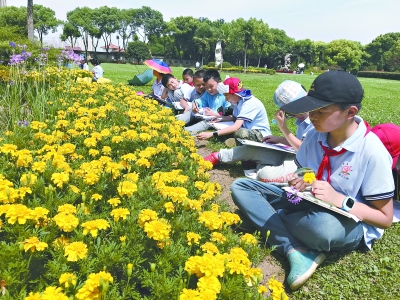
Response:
[210,121,235,130]
[237,139,296,154]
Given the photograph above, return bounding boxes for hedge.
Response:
[357,71,400,80]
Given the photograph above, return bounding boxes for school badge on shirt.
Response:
[339,162,353,180]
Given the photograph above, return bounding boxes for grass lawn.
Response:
[103,62,400,299]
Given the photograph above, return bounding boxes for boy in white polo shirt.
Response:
[231,71,395,290]
[161,74,194,113]
[196,77,271,142]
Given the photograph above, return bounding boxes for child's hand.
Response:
[204,107,219,117]
[196,132,213,140]
[262,135,279,144]
[192,101,199,113]
[210,117,222,123]
[288,177,308,192]
[274,110,286,127]
[311,180,343,206]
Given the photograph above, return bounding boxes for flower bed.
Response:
[0,63,288,299]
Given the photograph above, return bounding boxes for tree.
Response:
[168,16,200,60]
[125,40,150,63]
[325,39,368,71]
[194,23,214,65]
[0,6,27,36]
[313,41,327,66]
[267,28,294,69]
[33,4,61,44]
[383,40,400,71]
[365,32,400,70]
[117,8,140,51]
[67,7,94,58]
[27,0,34,41]
[292,39,315,67]
[60,22,81,48]
[135,6,164,44]
[252,20,272,67]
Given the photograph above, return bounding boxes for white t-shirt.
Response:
[92,65,104,79]
[296,116,395,248]
[167,82,194,102]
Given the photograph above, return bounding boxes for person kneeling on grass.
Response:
[231,71,397,290]
[197,77,271,144]
[204,80,314,184]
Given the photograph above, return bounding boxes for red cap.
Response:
[223,77,244,94]
[371,123,400,171]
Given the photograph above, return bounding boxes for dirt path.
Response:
[196,139,286,285]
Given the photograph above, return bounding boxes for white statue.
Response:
[215,41,223,67]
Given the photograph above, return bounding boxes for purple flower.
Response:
[17,120,30,127]
[286,186,302,205]
[9,54,25,65]
[10,80,14,86]
[9,41,16,48]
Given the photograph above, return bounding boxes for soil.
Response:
[195,139,286,286]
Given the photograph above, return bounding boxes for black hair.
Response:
[203,69,221,83]
[336,102,362,111]
[193,69,205,79]
[91,59,100,65]
[161,73,175,88]
[182,68,194,77]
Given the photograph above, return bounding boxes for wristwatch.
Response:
[213,131,219,138]
[341,196,355,212]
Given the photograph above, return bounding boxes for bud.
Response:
[81,192,86,202]
[150,263,156,272]
[266,230,270,240]
[127,263,133,278]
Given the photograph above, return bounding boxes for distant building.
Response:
[0,0,6,7]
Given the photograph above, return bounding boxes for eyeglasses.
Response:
[284,112,300,119]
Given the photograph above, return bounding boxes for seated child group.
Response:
[148,66,400,291]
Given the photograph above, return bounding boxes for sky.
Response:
[9,0,400,45]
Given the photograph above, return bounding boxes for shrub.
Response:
[357,71,400,80]
[207,61,215,67]
[222,61,232,68]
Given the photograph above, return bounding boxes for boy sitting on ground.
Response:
[182,68,194,86]
[204,80,314,184]
[196,77,271,143]
[231,70,396,290]
[161,74,194,113]
[177,70,232,133]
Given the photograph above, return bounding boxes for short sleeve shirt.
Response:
[295,117,314,140]
[194,92,230,113]
[295,116,394,248]
[167,82,194,102]
[92,65,104,79]
[233,95,271,137]
[152,79,164,97]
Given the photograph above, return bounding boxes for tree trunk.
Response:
[257,55,261,68]
[27,0,34,42]
[244,48,247,73]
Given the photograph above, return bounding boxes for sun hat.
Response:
[273,80,308,108]
[144,59,172,74]
[371,123,400,171]
[281,70,364,114]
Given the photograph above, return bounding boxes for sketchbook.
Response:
[281,186,360,222]
[236,139,296,154]
[210,121,235,130]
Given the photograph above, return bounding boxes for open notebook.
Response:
[210,121,235,130]
[237,139,296,154]
[281,186,360,222]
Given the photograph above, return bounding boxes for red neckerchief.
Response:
[316,121,371,183]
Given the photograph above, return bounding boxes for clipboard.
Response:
[281,186,360,222]
[237,139,296,154]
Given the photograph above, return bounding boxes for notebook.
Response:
[236,139,296,154]
[281,186,360,222]
[210,121,235,130]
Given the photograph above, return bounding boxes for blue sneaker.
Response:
[287,250,326,290]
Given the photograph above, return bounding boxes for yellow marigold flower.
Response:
[18,187,32,199]
[164,202,174,213]
[41,286,69,300]
[243,267,263,286]
[110,208,130,221]
[107,197,121,207]
[4,204,32,224]
[83,137,97,148]
[88,149,99,157]
[197,276,221,295]
[100,128,111,137]
[30,121,47,130]
[111,135,124,143]
[20,173,38,186]
[211,232,226,243]
[53,236,70,249]
[4,131,13,136]
[144,219,171,241]
[59,143,75,154]
[75,271,113,300]
[198,211,223,231]
[69,185,80,194]
[22,236,48,252]
[220,212,241,226]
[201,242,219,254]
[303,172,316,184]
[118,180,137,197]
[25,291,41,300]
[53,212,79,232]
[138,209,158,227]
[81,219,110,237]
[59,273,77,288]
[185,253,225,278]
[51,172,69,188]
[258,284,268,294]
[124,172,139,182]
[180,288,199,299]
[136,157,151,168]
[58,204,77,214]
[16,151,33,167]
[187,232,201,246]
[84,172,99,185]
[139,133,151,141]
[102,146,112,155]
[91,193,102,201]
[211,203,219,212]
[241,233,258,246]
[0,143,18,154]
[120,236,126,242]
[64,241,88,262]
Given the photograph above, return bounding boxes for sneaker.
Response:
[287,250,326,290]
[224,138,237,147]
[204,152,220,166]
